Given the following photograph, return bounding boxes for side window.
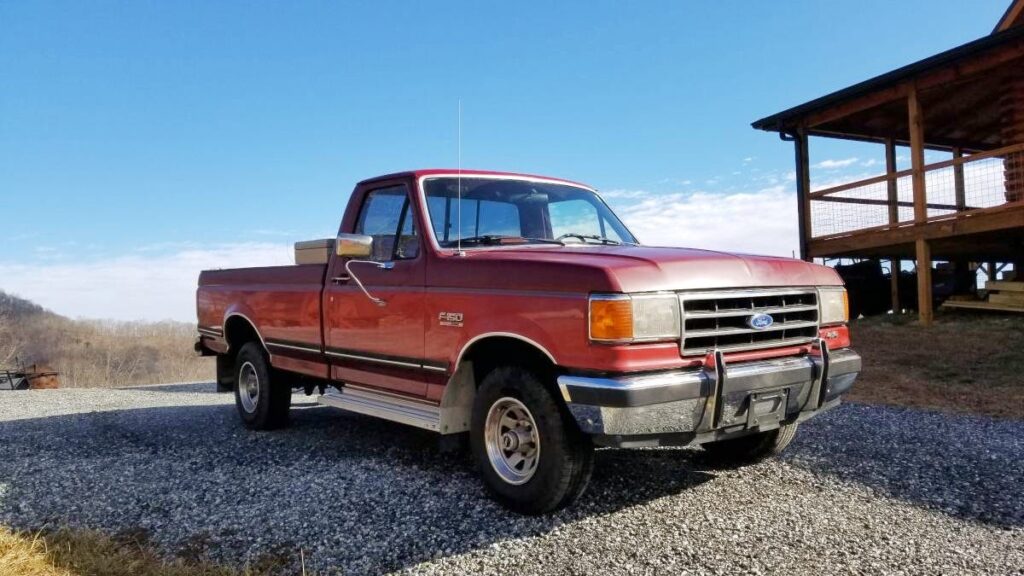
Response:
[355,186,420,261]
[549,199,622,241]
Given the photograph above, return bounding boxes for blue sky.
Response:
[0,1,1011,320]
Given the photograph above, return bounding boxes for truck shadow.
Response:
[0,396,1019,574]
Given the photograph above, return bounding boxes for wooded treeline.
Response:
[0,291,213,387]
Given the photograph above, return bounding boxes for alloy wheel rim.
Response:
[484,397,540,485]
[239,361,259,413]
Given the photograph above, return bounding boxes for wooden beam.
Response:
[942,299,1024,313]
[815,195,967,211]
[916,239,933,325]
[953,147,966,211]
[995,0,1024,33]
[806,128,989,155]
[794,132,812,261]
[803,83,910,129]
[908,88,927,223]
[885,139,899,224]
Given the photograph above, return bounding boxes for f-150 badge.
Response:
[438,312,464,327]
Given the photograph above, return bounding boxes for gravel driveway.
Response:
[1,384,1021,575]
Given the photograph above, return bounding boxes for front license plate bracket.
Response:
[746,389,788,429]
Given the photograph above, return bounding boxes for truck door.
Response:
[324,183,428,397]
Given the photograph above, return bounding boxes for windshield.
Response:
[422,177,637,248]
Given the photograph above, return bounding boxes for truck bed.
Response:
[197,264,328,377]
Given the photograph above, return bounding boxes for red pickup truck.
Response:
[196,169,860,514]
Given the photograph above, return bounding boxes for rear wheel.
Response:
[471,366,593,515]
[701,422,798,465]
[233,342,291,430]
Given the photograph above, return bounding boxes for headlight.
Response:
[818,286,849,325]
[589,293,680,343]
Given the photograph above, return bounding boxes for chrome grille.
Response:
[679,289,819,356]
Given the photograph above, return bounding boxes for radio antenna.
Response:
[456,99,465,256]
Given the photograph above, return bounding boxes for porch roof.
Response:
[751,25,1024,152]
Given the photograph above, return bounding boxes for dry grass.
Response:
[1,291,213,388]
[847,311,1024,420]
[0,526,300,576]
[20,317,215,388]
[0,527,68,576]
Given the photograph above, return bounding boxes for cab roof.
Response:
[357,169,594,190]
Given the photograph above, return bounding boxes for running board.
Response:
[318,385,441,432]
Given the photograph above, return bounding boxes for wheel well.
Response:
[224,316,263,356]
[217,316,265,391]
[461,336,556,389]
[438,335,561,434]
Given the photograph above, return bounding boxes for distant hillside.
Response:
[0,291,50,319]
[0,290,213,387]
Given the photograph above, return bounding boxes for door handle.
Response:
[330,275,350,284]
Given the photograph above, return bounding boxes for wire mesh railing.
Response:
[809,142,1024,238]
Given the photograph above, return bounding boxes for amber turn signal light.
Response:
[589,297,633,341]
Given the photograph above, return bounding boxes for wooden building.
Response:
[752,0,1024,324]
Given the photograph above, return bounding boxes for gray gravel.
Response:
[0,384,1021,575]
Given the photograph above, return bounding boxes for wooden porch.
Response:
[752,4,1024,324]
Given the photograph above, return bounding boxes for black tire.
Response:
[701,422,799,466]
[470,366,594,515]
[233,342,291,430]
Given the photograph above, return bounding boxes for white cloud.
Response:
[609,186,799,258]
[0,243,293,322]
[601,189,651,199]
[814,157,859,170]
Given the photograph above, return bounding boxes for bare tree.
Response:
[0,308,19,368]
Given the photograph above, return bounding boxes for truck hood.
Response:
[452,244,842,293]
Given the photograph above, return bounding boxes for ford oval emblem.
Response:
[748,313,774,330]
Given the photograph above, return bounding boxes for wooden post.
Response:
[916,239,933,325]
[953,147,966,211]
[885,138,899,224]
[908,88,927,223]
[886,141,902,313]
[793,131,812,261]
[908,88,932,325]
[890,258,901,313]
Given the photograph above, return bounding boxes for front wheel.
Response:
[471,366,594,515]
[234,342,291,430]
[700,422,799,466]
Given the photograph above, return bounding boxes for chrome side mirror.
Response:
[336,233,373,258]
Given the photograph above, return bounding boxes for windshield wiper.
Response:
[448,235,563,247]
[555,233,625,245]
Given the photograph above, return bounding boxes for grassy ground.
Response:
[847,311,1024,420]
[0,526,300,576]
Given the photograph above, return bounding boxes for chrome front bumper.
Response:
[557,344,861,446]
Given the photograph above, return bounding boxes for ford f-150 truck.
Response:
[196,169,860,514]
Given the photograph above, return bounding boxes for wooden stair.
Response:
[942,281,1024,313]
